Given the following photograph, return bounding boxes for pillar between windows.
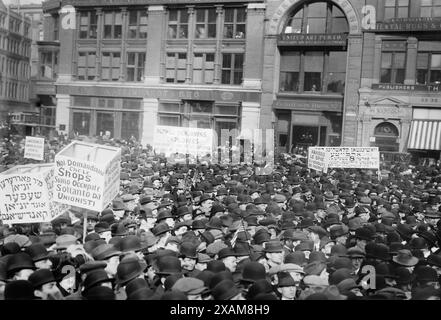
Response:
[95,8,103,82]
[405,37,418,85]
[186,6,195,84]
[214,5,223,84]
[120,7,128,81]
[373,36,383,84]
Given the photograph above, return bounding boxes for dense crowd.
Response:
[0,134,440,300]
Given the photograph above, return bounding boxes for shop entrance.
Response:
[291,125,327,149]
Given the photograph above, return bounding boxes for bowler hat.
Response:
[83,269,113,293]
[111,223,129,237]
[84,286,116,300]
[240,262,266,284]
[263,241,283,253]
[329,224,349,239]
[119,235,149,253]
[79,261,107,275]
[115,257,145,286]
[28,269,56,288]
[217,248,236,260]
[25,243,53,262]
[92,244,122,261]
[151,223,171,237]
[6,253,36,275]
[4,280,36,300]
[414,266,438,283]
[355,227,374,241]
[156,256,182,276]
[179,242,198,259]
[426,254,441,268]
[212,279,241,300]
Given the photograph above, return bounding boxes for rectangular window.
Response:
[40,51,57,79]
[103,11,122,39]
[417,52,441,85]
[221,53,243,85]
[421,0,441,18]
[77,51,96,81]
[304,51,324,91]
[195,8,217,39]
[384,0,409,20]
[73,111,90,135]
[101,52,121,81]
[223,8,246,39]
[79,11,97,39]
[193,53,215,84]
[166,52,187,83]
[159,114,180,126]
[121,112,141,140]
[128,10,148,39]
[380,41,406,84]
[327,51,346,93]
[280,51,300,92]
[126,52,146,82]
[306,2,327,33]
[168,9,189,39]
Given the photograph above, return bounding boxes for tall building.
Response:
[0,0,33,133]
[360,0,441,160]
[43,0,265,147]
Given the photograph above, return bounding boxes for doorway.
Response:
[291,125,327,150]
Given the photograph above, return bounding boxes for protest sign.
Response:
[153,126,213,158]
[325,147,380,169]
[24,136,45,161]
[308,147,328,173]
[54,141,121,212]
[0,164,69,224]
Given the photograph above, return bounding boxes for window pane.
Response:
[225,9,234,22]
[208,9,216,22]
[127,68,135,81]
[395,69,405,83]
[397,7,408,18]
[304,52,324,72]
[129,11,137,25]
[169,10,178,22]
[421,7,432,17]
[384,8,395,20]
[222,70,231,84]
[328,51,347,72]
[380,69,392,83]
[128,53,135,66]
[308,2,327,17]
[138,54,145,67]
[196,10,205,22]
[304,72,321,91]
[394,53,406,68]
[431,54,441,68]
[430,70,441,83]
[417,53,429,69]
[121,112,140,140]
[222,54,231,68]
[180,11,189,23]
[381,53,392,68]
[234,54,243,69]
[73,112,90,135]
[159,115,180,127]
[417,69,428,84]
[115,12,122,24]
[280,51,300,71]
[194,54,203,68]
[237,9,246,22]
[280,72,299,92]
[327,72,345,93]
[306,18,326,33]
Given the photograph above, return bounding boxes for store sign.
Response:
[274,99,342,112]
[58,85,260,103]
[372,84,441,92]
[374,17,441,32]
[278,33,347,46]
[0,164,69,224]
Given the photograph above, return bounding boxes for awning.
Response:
[408,120,441,150]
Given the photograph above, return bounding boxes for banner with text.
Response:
[54,141,121,212]
[24,136,45,161]
[308,147,329,172]
[0,164,69,224]
[153,126,213,157]
[310,147,380,169]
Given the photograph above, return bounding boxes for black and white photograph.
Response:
[0,0,440,306]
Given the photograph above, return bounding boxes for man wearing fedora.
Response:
[264,241,285,271]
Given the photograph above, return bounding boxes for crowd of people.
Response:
[0,133,440,300]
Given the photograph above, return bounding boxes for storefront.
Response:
[263,0,363,153]
[56,85,260,147]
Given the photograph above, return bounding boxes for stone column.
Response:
[243,3,265,89]
[213,5,223,84]
[120,7,128,81]
[55,94,70,135]
[95,8,103,81]
[57,8,76,82]
[141,98,159,147]
[405,37,418,85]
[144,6,165,85]
[260,35,278,131]
[342,34,363,146]
[399,119,411,152]
[372,36,382,84]
[186,6,195,83]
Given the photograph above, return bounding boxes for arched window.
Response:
[279,1,348,94]
[284,1,349,34]
[374,122,399,152]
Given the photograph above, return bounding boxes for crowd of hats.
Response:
[0,137,440,300]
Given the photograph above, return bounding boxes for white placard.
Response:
[311,147,380,169]
[24,136,45,161]
[54,141,121,212]
[153,126,213,157]
[0,164,69,224]
[308,147,329,172]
